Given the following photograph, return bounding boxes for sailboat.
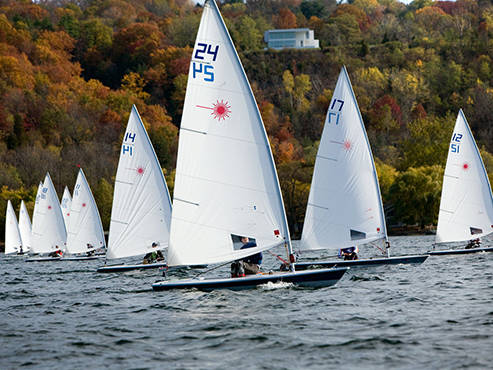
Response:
[18,200,32,253]
[152,0,347,291]
[27,173,67,262]
[60,186,72,230]
[4,200,23,255]
[429,109,493,256]
[295,67,428,270]
[97,105,172,272]
[64,168,106,261]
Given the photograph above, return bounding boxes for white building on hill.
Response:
[264,28,320,50]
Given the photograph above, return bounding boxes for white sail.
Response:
[167,0,290,267]
[31,173,67,254]
[301,66,387,251]
[66,169,106,254]
[436,110,493,243]
[5,200,22,254]
[18,200,32,252]
[32,182,43,229]
[107,105,172,259]
[60,186,72,229]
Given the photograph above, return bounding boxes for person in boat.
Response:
[339,246,359,260]
[18,245,23,255]
[143,242,165,264]
[231,237,262,277]
[86,243,95,256]
[465,238,481,249]
[48,247,63,258]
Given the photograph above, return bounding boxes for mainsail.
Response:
[107,105,172,259]
[66,169,106,254]
[60,186,72,229]
[436,109,493,243]
[167,0,290,266]
[5,200,22,254]
[301,66,387,251]
[18,200,32,252]
[31,173,67,254]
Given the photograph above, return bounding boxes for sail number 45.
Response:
[451,133,462,153]
[193,43,219,82]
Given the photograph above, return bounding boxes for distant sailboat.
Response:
[18,200,32,252]
[5,200,23,255]
[97,105,172,272]
[152,0,347,291]
[65,169,106,258]
[29,173,67,258]
[60,186,72,230]
[296,67,427,270]
[430,110,493,256]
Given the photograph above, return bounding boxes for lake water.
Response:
[1,235,492,369]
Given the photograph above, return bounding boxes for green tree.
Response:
[388,165,443,226]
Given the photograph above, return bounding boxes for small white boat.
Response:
[5,200,23,255]
[30,173,67,256]
[60,186,72,230]
[152,0,347,291]
[98,105,172,273]
[430,110,493,256]
[18,200,32,253]
[65,168,106,257]
[298,67,428,269]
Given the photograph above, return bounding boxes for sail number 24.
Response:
[192,43,220,82]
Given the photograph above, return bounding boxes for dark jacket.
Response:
[241,242,262,265]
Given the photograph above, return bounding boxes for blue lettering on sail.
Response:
[122,145,133,156]
[125,132,136,142]
[451,133,462,153]
[193,62,214,82]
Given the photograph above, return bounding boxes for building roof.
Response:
[266,28,311,33]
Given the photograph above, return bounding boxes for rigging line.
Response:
[373,242,386,255]
[191,260,232,279]
[267,249,288,265]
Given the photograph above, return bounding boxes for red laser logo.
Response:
[197,100,231,121]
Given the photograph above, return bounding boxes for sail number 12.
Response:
[451,133,462,153]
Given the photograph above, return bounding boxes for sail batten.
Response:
[167,0,290,267]
[436,110,493,243]
[106,105,172,259]
[301,66,387,251]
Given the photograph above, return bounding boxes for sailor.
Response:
[86,243,95,256]
[465,238,481,249]
[143,242,164,264]
[48,247,63,257]
[18,245,23,255]
[339,245,359,260]
[240,236,262,275]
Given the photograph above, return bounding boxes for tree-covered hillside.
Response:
[1,0,492,240]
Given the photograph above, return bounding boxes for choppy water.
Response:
[1,235,492,369]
